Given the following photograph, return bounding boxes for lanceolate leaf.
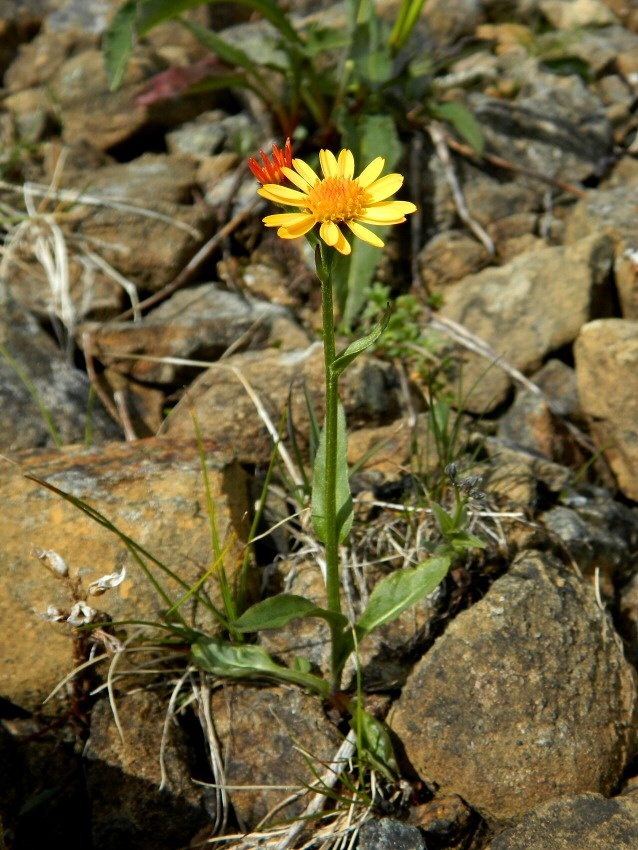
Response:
[331,302,393,378]
[312,402,353,544]
[356,556,450,639]
[103,0,138,90]
[233,594,349,633]
[429,101,485,157]
[192,636,330,697]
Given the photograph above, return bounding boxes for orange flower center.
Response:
[306,177,368,222]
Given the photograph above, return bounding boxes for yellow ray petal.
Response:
[365,173,404,203]
[319,149,339,178]
[320,219,341,246]
[360,200,417,224]
[259,185,309,206]
[281,166,312,194]
[263,212,314,229]
[280,216,317,237]
[346,219,385,248]
[292,158,319,188]
[338,149,355,179]
[357,157,385,188]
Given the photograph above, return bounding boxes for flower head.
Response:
[248,137,293,185]
[258,148,417,256]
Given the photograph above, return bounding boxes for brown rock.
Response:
[0,438,248,711]
[439,234,615,412]
[487,792,638,849]
[85,691,210,850]
[574,319,638,499]
[390,550,638,823]
[210,683,342,830]
[163,346,402,465]
[566,187,638,319]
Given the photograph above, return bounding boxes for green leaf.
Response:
[333,114,402,327]
[356,556,449,639]
[429,101,485,157]
[103,0,302,91]
[332,302,393,377]
[103,0,138,90]
[350,706,398,780]
[192,636,330,697]
[233,594,349,633]
[312,402,353,544]
[389,0,429,55]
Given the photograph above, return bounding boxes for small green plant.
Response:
[34,142,487,794]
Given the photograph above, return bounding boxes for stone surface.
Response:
[359,817,425,850]
[565,186,638,319]
[86,283,305,384]
[486,792,638,849]
[163,345,402,464]
[210,684,342,829]
[84,691,210,850]
[390,550,638,822]
[468,69,613,184]
[0,438,248,711]
[574,319,638,499]
[439,234,616,412]
[0,295,122,451]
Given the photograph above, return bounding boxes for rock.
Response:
[408,794,478,847]
[0,438,249,711]
[163,345,402,465]
[358,817,425,850]
[574,319,638,499]
[539,0,620,28]
[420,0,484,45]
[565,186,638,319]
[85,283,304,385]
[540,495,638,586]
[390,550,638,823]
[438,234,616,412]
[0,296,122,451]
[419,230,491,291]
[63,153,212,294]
[484,437,574,506]
[84,691,211,850]
[210,684,341,829]
[468,70,613,184]
[486,792,638,849]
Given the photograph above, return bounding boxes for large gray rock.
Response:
[390,550,638,822]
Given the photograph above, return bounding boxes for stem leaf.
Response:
[332,302,393,378]
[356,555,450,639]
[233,594,349,632]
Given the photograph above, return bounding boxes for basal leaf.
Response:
[350,706,398,780]
[192,636,330,697]
[356,556,449,639]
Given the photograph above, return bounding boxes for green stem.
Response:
[318,247,343,690]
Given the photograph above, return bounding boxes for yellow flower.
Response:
[258,148,417,256]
